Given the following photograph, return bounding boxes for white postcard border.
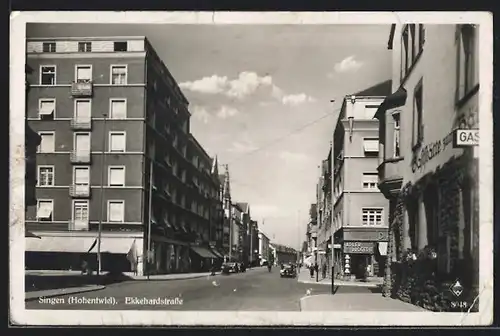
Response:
[10,11,493,326]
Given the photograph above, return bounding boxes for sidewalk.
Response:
[25,285,105,302]
[300,293,427,312]
[129,271,221,280]
[297,268,383,288]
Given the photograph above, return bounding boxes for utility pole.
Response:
[97,113,107,276]
[330,108,336,293]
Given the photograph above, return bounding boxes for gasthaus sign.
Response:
[454,129,479,147]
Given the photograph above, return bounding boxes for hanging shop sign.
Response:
[454,129,479,147]
[343,241,375,254]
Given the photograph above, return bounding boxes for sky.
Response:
[27,23,392,249]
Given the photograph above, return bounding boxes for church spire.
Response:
[223,164,231,207]
[211,155,219,176]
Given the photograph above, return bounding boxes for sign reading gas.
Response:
[454,129,479,147]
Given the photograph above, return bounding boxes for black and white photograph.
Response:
[10,12,493,326]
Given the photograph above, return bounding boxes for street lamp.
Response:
[311,231,318,282]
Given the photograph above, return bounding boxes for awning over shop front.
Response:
[25,235,138,255]
[210,249,224,258]
[190,246,217,259]
[26,231,41,239]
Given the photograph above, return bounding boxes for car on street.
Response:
[221,262,239,274]
[280,264,297,278]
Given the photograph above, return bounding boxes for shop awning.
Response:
[190,246,217,259]
[210,249,224,258]
[374,87,408,120]
[26,231,41,239]
[26,235,137,255]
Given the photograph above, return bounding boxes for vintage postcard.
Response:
[10,11,493,326]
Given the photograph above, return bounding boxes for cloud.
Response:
[228,140,258,153]
[332,55,363,73]
[180,71,280,100]
[281,93,316,106]
[251,204,283,218]
[216,106,240,119]
[191,105,211,124]
[278,151,309,162]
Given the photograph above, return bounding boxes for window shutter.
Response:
[37,201,53,219]
[40,134,55,152]
[75,134,90,152]
[77,67,92,81]
[111,100,127,119]
[75,101,91,120]
[110,168,125,185]
[109,202,124,222]
[39,100,55,115]
[74,167,89,184]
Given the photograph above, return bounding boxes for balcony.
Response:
[377,157,404,198]
[71,81,94,97]
[70,150,91,164]
[69,184,91,198]
[69,219,89,231]
[70,118,92,130]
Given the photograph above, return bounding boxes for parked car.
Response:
[222,262,239,274]
[280,264,297,278]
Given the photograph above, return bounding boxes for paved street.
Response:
[26,267,348,311]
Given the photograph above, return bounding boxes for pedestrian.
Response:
[314,263,319,277]
[309,264,314,278]
[322,263,327,279]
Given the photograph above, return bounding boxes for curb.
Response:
[130,273,221,281]
[25,285,106,302]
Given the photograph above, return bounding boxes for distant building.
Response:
[258,229,270,265]
[270,243,298,265]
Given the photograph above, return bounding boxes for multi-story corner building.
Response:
[25,64,42,239]
[316,153,332,273]
[236,202,251,265]
[24,36,220,276]
[375,24,479,310]
[230,203,243,261]
[249,220,259,266]
[258,229,270,265]
[270,243,298,265]
[331,80,392,280]
[219,164,232,258]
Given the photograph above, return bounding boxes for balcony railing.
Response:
[71,81,94,97]
[69,184,91,197]
[69,219,89,231]
[70,150,91,164]
[70,118,92,130]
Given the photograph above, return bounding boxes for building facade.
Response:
[24,36,221,276]
[270,243,298,265]
[258,229,270,265]
[249,220,259,266]
[376,24,479,311]
[330,81,392,280]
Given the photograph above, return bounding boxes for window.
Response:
[108,166,125,187]
[73,200,89,221]
[38,99,55,120]
[111,65,127,85]
[412,81,423,149]
[362,208,383,226]
[392,112,401,157]
[75,65,92,82]
[74,100,91,121]
[42,42,56,53]
[109,99,127,119]
[38,166,54,186]
[362,173,378,190]
[107,200,125,222]
[73,166,90,185]
[39,132,55,153]
[114,42,128,52]
[37,200,53,221]
[401,26,409,79]
[109,132,126,152]
[363,138,379,157]
[401,24,423,81]
[40,66,56,85]
[457,24,478,101]
[78,42,92,52]
[74,133,91,153]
